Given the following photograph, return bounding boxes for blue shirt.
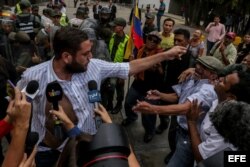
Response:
[172,77,217,130]
[17,58,129,151]
[157,2,166,16]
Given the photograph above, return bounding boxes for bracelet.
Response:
[67,126,81,137]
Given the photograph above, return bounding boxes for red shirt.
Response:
[0,120,13,138]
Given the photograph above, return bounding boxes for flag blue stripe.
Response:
[133,16,142,37]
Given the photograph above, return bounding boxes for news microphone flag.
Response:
[124,0,143,59]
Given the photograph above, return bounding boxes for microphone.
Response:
[45,81,63,111]
[21,81,39,156]
[25,132,39,156]
[87,80,102,129]
[45,81,65,141]
[21,80,39,102]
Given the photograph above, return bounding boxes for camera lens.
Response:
[78,124,131,167]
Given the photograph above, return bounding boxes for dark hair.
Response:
[163,18,175,26]
[173,28,190,40]
[229,70,250,103]
[214,15,220,19]
[53,27,89,59]
[210,100,250,151]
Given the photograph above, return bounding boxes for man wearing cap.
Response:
[51,10,62,27]
[133,56,224,167]
[98,6,111,27]
[98,6,113,44]
[210,32,237,66]
[52,5,69,27]
[15,0,41,40]
[142,12,157,43]
[185,64,250,163]
[107,17,129,114]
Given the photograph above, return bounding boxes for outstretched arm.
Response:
[129,46,187,76]
[133,100,191,115]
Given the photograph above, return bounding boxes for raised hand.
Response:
[186,99,203,122]
[18,146,37,167]
[7,88,31,129]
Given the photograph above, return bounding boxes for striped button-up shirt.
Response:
[17,58,129,150]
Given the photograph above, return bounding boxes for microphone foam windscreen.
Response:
[45,81,63,102]
[26,80,39,94]
[88,80,97,91]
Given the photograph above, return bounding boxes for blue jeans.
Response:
[124,86,144,121]
[141,99,162,135]
[206,40,216,56]
[166,126,194,167]
[142,114,157,135]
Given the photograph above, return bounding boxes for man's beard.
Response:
[65,60,87,73]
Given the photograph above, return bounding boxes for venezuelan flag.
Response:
[124,0,143,59]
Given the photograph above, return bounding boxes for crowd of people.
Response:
[0,0,250,167]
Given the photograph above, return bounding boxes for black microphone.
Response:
[45,81,65,141]
[45,81,63,111]
[21,81,39,156]
[88,80,102,129]
[25,132,39,156]
[21,80,40,102]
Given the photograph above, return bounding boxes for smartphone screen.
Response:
[6,80,15,99]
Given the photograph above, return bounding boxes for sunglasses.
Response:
[147,36,160,43]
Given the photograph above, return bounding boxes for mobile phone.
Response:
[6,80,15,99]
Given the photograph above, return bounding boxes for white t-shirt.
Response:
[198,100,237,159]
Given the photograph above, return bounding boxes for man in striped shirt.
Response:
[17,27,187,167]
